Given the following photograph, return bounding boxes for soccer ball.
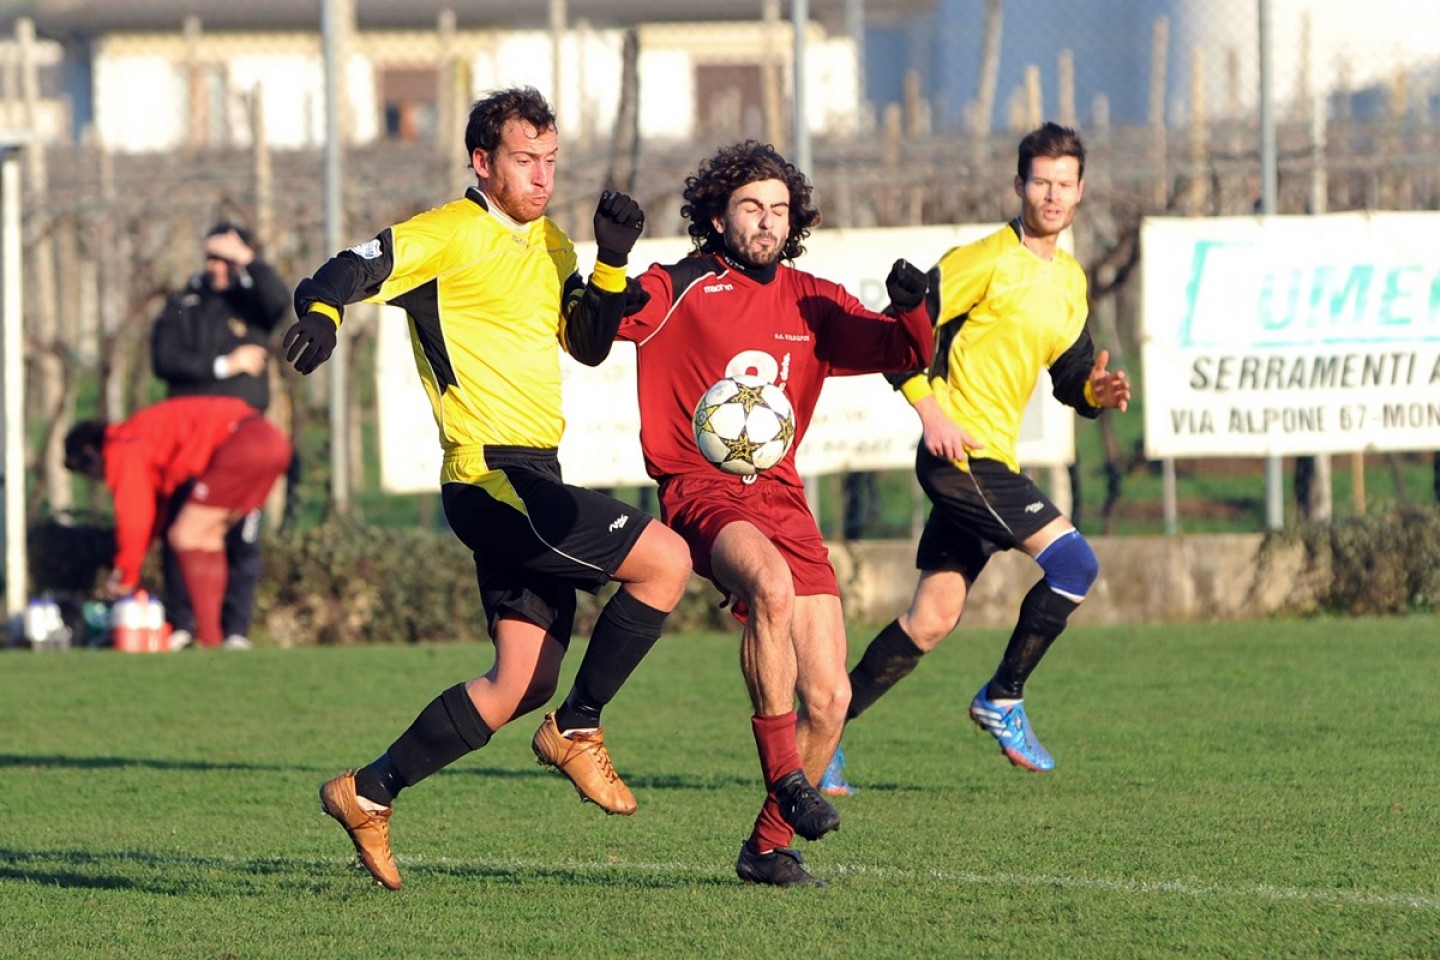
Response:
[692,374,796,476]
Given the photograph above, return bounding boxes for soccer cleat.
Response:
[319,771,402,889]
[221,635,253,651]
[819,745,856,797]
[168,629,194,652]
[773,769,841,841]
[735,843,828,888]
[968,685,1055,772]
[531,712,637,815]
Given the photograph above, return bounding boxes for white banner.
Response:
[1142,212,1440,458]
[378,224,1076,493]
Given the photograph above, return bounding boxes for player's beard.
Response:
[725,225,784,268]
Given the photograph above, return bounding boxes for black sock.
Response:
[847,618,927,720]
[554,589,667,731]
[988,582,1079,700]
[353,683,493,805]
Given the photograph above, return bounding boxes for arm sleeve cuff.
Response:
[899,375,934,406]
[1083,380,1098,408]
[308,302,342,326]
[212,356,231,379]
[589,260,628,293]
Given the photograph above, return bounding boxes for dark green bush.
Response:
[253,518,733,647]
[1277,505,1440,615]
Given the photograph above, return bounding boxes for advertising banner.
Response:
[378,224,1075,492]
[1142,212,1440,458]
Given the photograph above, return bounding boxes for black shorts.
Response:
[914,449,1062,581]
[442,449,650,646]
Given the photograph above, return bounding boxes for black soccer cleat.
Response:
[735,843,828,888]
[773,769,841,841]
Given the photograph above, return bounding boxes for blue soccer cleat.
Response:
[968,685,1055,772]
[819,745,856,797]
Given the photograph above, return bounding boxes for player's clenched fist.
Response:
[885,258,928,312]
[593,190,645,266]
[283,311,338,375]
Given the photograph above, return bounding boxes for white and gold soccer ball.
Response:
[691,374,797,476]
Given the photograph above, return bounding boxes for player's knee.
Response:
[900,606,958,650]
[800,675,850,728]
[1035,529,1098,602]
[746,574,795,624]
[644,525,693,608]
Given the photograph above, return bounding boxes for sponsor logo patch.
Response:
[347,238,383,260]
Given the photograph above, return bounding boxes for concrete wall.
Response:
[829,534,1314,628]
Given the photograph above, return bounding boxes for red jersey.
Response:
[103,395,257,585]
[617,253,933,487]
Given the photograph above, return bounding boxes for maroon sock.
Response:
[175,549,227,648]
[746,712,803,853]
[747,794,796,854]
[751,711,803,785]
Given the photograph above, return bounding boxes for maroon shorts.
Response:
[188,415,292,513]
[658,473,839,604]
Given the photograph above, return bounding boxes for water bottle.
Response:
[23,597,47,647]
[142,592,167,652]
[82,600,111,647]
[111,592,142,653]
[24,594,69,651]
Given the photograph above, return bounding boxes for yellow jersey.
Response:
[893,221,1100,472]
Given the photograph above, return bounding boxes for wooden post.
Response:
[1148,15,1169,208]
[184,15,206,148]
[1091,92,1110,140]
[1057,49,1075,128]
[1024,64,1042,129]
[549,0,566,128]
[971,0,1002,142]
[904,68,923,137]
[1352,453,1366,514]
[436,9,456,169]
[17,17,68,513]
[1186,44,1207,213]
[1387,68,1411,209]
[576,18,594,152]
[761,0,786,152]
[603,28,639,196]
[1225,47,1242,155]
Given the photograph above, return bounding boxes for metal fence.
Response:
[2,0,1437,531]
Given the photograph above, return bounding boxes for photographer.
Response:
[150,222,291,650]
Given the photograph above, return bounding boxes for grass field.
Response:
[2,617,1437,960]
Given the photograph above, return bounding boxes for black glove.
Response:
[593,190,645,266]
[282,311,338,375]
[622,276,651,316]
[885,258,928,312]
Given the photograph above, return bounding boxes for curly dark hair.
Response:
[464,86,556,160]
[680,141,820,260]
[1017,121,1086,181]
[63,420,107,475]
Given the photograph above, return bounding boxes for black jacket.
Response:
[151,260,291,411]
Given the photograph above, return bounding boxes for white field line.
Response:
[386,854,1440,911]
[51,850,1440,911]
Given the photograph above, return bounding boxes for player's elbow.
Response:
[568,338,614,367]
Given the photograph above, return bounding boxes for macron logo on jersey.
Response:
[703,282,734,293]
[1025,501,1045,514]
[347,238,383,259]
[609,514,629,532]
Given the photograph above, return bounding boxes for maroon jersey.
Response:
[102,396,259,587]
[617,253,932,487]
